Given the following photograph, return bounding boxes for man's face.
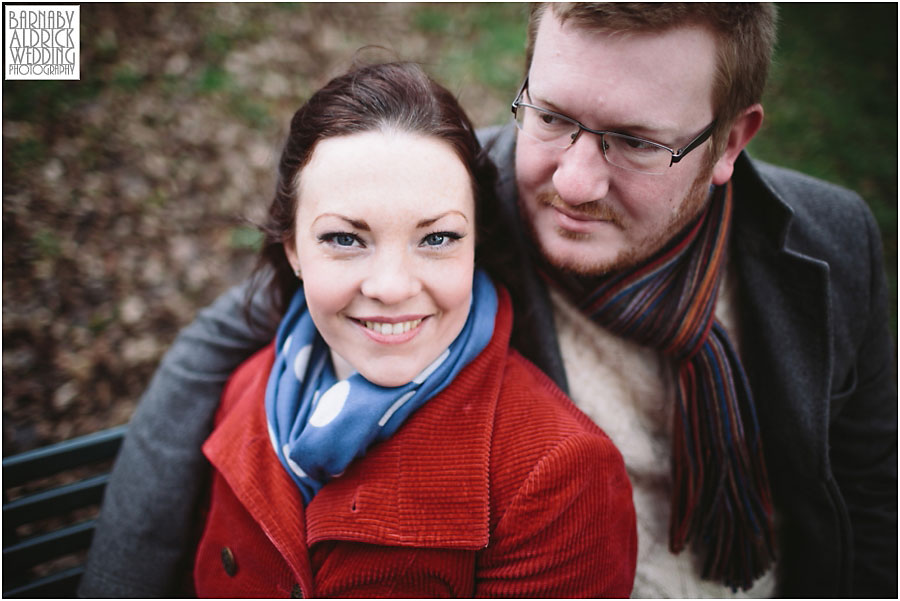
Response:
[515,13,721,276]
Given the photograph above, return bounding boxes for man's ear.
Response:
[284,238,301,279]
[711,103,764,185]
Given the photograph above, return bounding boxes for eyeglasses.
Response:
[511,78,716,176]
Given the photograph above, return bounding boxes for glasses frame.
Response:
[510,78,717,174]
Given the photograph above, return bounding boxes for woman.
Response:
[192,62,636,597]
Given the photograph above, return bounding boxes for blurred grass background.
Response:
[3,3,896,452]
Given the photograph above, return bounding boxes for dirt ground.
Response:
[3,4,523,454]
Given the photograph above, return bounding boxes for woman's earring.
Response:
[293,268,301,279]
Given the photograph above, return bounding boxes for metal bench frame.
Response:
[3,425,126,598]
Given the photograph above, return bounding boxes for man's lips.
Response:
[537,191,624,229]
[552,204,610,222]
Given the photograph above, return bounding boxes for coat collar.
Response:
[204,287,514,577]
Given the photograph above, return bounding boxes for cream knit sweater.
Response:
[549,258,777,598]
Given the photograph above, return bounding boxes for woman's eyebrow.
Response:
[416,211,469,229]
[312,214,370,231]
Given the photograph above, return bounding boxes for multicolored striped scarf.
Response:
[543,183,775,590]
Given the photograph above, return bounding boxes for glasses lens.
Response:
[513,105,578,149]
[602,132,671,175]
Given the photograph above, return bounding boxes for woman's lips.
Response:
[351,315,428,344]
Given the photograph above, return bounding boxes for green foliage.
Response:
[196,65,231,93]
[6,137,47,168]
[229,95,272,129]
[229,226,264,251]
[111,65,144,91]
[2,79,104,123]
[32,229,62,259]
[412,3,528,124]
[748,3,897,332]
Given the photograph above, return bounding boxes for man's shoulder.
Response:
[738,154,869,223]
[735,153,876,256]
[744,155,864,207]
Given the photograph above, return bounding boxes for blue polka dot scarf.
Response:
[265,269,497,505]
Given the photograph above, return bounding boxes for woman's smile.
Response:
[350,314,429,344]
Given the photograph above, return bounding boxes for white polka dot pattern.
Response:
[293,344,312,381]
[413,349,450,384]
[309,380,350,427]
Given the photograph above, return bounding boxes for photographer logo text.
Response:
[5,5,80,80]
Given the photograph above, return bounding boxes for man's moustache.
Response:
[536,191,624,227]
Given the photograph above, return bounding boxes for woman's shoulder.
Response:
[495,349,614,444]
[482,348,637,596]
[218,343,276,420]
[489,349,628,497]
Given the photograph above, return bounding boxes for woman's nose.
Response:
[359,248,422,305]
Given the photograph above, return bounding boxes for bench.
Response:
[3,425,127,598]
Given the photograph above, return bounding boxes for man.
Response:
[81,4,896,597]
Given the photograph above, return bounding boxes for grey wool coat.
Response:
[80,124,896,598]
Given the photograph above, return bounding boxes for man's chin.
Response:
[538,236,637,277]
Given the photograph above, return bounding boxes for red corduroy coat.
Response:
[193,289,637,598]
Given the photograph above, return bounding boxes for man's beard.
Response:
[522,167,714,277]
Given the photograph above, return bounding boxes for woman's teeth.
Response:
[363,319,422,335]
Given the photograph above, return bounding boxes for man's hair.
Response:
[525,3,778,157]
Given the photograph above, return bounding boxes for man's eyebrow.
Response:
[528,89,675,139]
[312,214,370,231]
[416,211,469,228]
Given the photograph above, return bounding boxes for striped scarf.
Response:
[543,183,775,590]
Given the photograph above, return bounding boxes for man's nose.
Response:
[552,132,611,206]
[360,248,422,305]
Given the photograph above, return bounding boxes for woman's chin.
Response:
[359,369,416,389]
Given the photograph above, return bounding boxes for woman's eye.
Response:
[421,231,462,248]
[319,232,362,248]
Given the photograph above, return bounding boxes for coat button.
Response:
[290,583,304,598]
[221,546,237,577]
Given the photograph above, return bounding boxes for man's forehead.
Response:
[528,11,718,131]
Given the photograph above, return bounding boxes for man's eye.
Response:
[540,113,558,125]
[624,138,657,151]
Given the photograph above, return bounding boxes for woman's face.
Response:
[285,130,476,387]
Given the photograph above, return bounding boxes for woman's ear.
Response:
[711,103,764,185]
[284,238,302,279]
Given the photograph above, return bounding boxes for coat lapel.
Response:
[203,348,315,591]
[731,153,832,482]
